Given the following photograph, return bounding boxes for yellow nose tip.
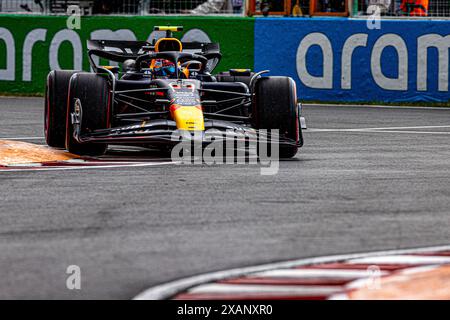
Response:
[170,105,205,131]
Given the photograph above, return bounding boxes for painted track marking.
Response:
[134,245,450,300]
[0,137,44,140]
[187,283,341,296]
[311,125,450,131]
[251,269,388,279]
[347,255,450,265]
[0,139,177,172]
[308,125,450,135]
[0,161,176,172]
[304,103,450,111]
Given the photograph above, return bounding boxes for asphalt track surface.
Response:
[0,97,449,299]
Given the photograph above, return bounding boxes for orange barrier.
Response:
[400,0,429,16]
[349,265,450,299]
[0,140,78,166]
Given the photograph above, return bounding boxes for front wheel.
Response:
[66,73,110,156]
[45,70,79,148]
[253,76,300,159]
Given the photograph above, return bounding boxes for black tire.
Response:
[254,76,299,159]
[66,73,109,156]
[45,70,79,148]
[216,71,255,87]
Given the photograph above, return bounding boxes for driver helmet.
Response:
[152,59,176,77]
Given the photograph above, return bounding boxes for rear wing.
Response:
[87,40,150,60]
[87,40,222,72]
[182,42,221,72]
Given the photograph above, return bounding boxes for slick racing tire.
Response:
[66,73,109,156]
[254,76,299,159]
[45,70,80,148]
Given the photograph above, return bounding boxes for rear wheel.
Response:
[66,73,109,156]
[253,76,299,159]
[45,70,79,148]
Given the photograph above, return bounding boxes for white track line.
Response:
[304,103,450,111]
[353,125,450,130]
[308,125,450,135]
[308,129,450,135]
[133,244,450,300]
[187,283,341,296]
[0,136,44,140]
[347,255,450,265]
[0,161,175,172]
[360,130,450,135]
[400,265,440,275]
[251,269,388,279]
[309,125,450,132]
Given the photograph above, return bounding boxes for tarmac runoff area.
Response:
[0,97,449,299]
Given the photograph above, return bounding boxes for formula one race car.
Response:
[45,26,304,159]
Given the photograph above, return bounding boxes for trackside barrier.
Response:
[1,15,449,105]
[255,18,450,104]
[0,15,254,94]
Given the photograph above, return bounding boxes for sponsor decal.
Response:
[255,18,450,103]
[0,16,254,94]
